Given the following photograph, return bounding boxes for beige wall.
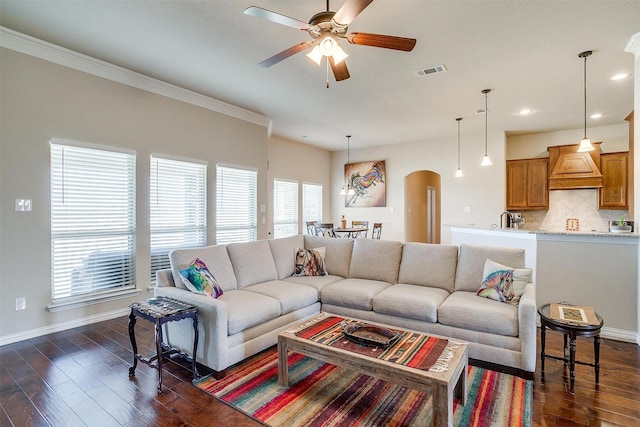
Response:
[331,132,508,243]
[507,123,629,159]
[0,48,275,340]
[537,236,638,335]
[267,135,332,235]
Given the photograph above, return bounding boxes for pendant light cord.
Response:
[483,89,490,156]
[583,54,587,139]
[456,118,461,168]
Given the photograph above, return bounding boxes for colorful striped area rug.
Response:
[195,348,532,427]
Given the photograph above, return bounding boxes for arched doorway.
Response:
[405,170,441,243]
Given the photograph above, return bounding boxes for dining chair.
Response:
[351,220,369,238]
[305,221,317,235]
[371,223,382,239]
[315,223,336,238]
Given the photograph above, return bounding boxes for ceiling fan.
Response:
[244,0,417,83]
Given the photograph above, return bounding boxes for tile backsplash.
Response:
[518,189,627,232]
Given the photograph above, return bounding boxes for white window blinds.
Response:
[150,156,207,284]
[274,179,299,238]
[303,183,323,234]
[216,165,257,244]
[50,142,136,301]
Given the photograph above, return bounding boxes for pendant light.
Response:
[481,89,492,166]
[340,135,355,196]
[577,50,595,152]
[455,118,464,177]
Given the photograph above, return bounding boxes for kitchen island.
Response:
[450,226,639,345]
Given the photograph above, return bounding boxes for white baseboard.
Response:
[600,326,639,344]
[0,308,130,347]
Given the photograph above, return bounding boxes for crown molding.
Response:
[0,27,273,132]
[625,32,640,58]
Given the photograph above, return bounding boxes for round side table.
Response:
[538,303,604,394]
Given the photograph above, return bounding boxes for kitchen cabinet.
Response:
[506,158,549,210]
[599,152,628,209]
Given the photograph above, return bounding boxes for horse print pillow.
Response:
[294,247,327,277]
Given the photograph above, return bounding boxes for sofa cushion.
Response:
[227,240,278,289]
[294,247,326,276]
[477,259,532,304]
[348,239,403,283]
[454,244,526,292]
[268,235,305,279]
[373,284,450,323]
[170,244,237,291]
[284,274,345,291]
[243,280,318,314]
[178,258,224,298]
[320,278,392,310]
[304,235,353,278]
[219,290,281,335]
[397,243,458,292]
[438,291,519,337]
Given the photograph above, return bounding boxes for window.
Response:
[150,155,207,284]
[303,183,323,234]
[273,179,298,238]
[50,141,136,302]
[216,165,257,244]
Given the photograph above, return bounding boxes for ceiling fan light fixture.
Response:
[319,35,337,56]
[332,44,349,65]
[306,45,323,65]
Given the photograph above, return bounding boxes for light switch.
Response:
[15,199,32,212]
[464,206,471,214]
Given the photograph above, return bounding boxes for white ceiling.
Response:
[1,1,638,151]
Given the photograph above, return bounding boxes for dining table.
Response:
[332,227,369,238]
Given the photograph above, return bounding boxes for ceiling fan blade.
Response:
[244,6,311,31]
[258,42,313,67]
[347,32,417,51]
[332,0,374,26]
[329,57,350,81]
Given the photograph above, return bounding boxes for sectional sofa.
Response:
[154,235,537,375]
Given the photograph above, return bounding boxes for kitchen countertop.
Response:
[448,224,640,238]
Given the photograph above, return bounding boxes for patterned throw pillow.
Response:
[178,258,224,298]
[477,259,532,304]
[293,247,327,277]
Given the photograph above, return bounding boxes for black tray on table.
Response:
[340,320,401,348]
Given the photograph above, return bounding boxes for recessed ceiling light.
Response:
[590,113,604,119]
[519,108,532,115]
[611,73,629,80]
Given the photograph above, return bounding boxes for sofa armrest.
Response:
[518,283,537,372]
[153,286,230,371]
[156,268,175,287]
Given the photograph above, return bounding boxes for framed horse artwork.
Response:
[344,160,386,208]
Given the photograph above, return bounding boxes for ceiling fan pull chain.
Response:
[326,60,330,88]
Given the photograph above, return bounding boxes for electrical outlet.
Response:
[15,297,26,311]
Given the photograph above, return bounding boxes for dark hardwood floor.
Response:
[1,316,638,426]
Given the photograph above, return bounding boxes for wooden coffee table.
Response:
[278,314,468,427]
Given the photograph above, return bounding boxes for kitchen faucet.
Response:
[500,211,513,229]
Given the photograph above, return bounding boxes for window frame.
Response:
[49,139,137,310]
[150,154,207,285]
[215,164,258,244]
[273,178,299,238]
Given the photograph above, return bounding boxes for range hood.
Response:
[547,142,603,190]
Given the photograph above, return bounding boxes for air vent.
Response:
[415,64,447,77]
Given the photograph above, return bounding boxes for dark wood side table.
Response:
[538,303,604,394]
[128,296,198,393]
